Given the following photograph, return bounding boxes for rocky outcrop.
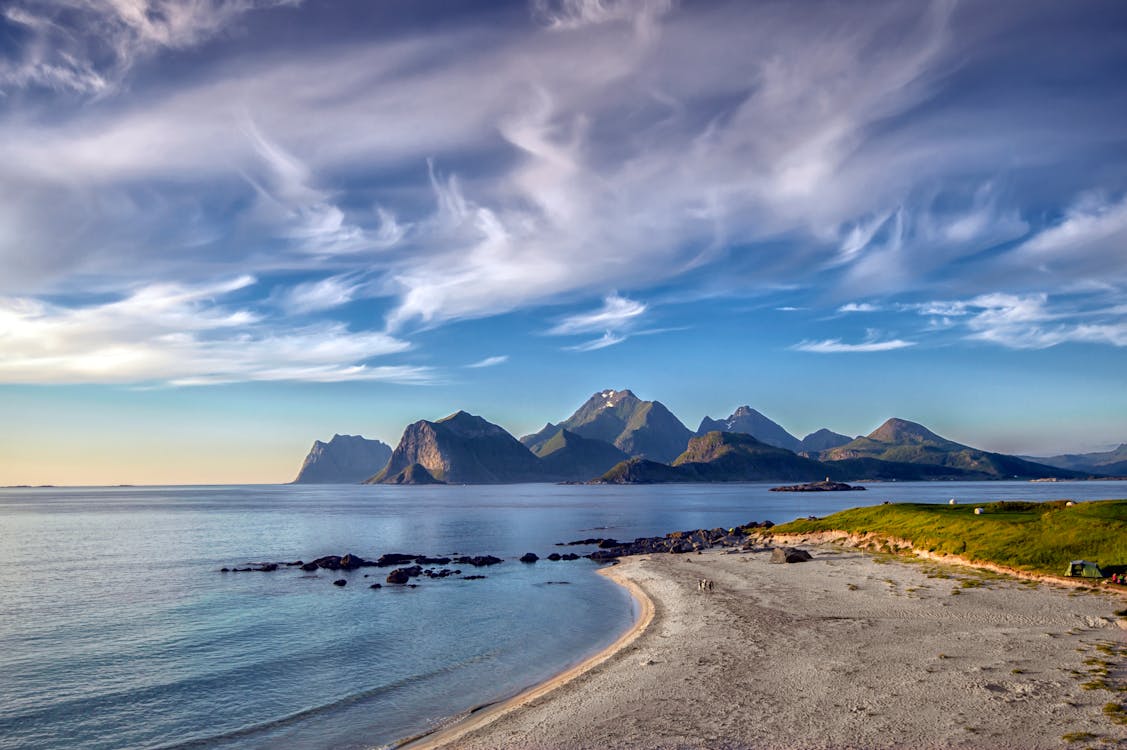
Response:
[771,479,866,492]
[292,434,392,484]
[519,552,539,563]
[367,411,544,484]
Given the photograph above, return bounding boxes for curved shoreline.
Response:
[394,560,655,750]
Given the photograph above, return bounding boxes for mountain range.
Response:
[292,389,1101,485]
[1021,444,1127,477]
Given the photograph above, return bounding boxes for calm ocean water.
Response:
[1,481,1124,750]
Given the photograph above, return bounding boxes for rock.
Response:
[339,553,370,570]
[415,555,452,565]
[376,553,418,567]
[386,569,411,584]
[520,552,539,563]
[561,553,580,561]
[219,567,229,572]
[301,561,319,572]
[597,538,620,548]
[311,555,343,570]
[452,555,504,567]
[369,583,382,589]
[332,578,347,586]
[547,553,562,561]
[461,575,487,580]
[770,547,813,564]
[257,563,279,572]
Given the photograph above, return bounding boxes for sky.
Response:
[1,0,1126,485]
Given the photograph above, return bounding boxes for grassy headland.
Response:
[767,499,1127,578]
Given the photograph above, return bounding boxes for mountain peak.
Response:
[867,418,954,446]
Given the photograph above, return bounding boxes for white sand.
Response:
[405,546,1126,750]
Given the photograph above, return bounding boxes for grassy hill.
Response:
[768,499,1127,577]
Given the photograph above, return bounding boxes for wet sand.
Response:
[405,545,1126,749]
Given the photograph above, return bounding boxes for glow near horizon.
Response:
[0,0,1125,484]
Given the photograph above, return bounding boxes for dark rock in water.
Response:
[544,581,570,585]
[219,567,229,572]
[415,555,452,565]
[560,553,580,561]
[560,537,606,546]
[770,479,865,492]
[258,563,279,572]
[369,583,382,589]
[339,553,372,570]
[770,547,813,564]
[301,561,319,572]
[332,578,347,586]
[547,553,562,561]
[376,553,418,567]
[311,555,343,570]
[386,569,411,584]
[461,575,487,580]
[452,555,503,567]
[596,539,620,549]
[519,552,539,563]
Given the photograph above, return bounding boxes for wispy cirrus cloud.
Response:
[0,278,429,385]
[793,331,916,353]
[0,0,1125,387]
[1,0,300,95]
[548,294,646,351]
[914,293,1127,350]
[466,355,508,368]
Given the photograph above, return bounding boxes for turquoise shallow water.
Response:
[0,481,1123,750]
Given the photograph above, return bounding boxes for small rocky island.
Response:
[770,478,866,492]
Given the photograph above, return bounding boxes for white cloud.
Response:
[0,278,428,384]
[911,292,1127,349]
[466,355,509,368]
[280,275,359,314]
[548,294,646,335]
[564,332,626,351]
[838,302,880,313]
[792,336,916,353]
[1007,194,1127,283]
[1,0,300,95]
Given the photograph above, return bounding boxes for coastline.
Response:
[395,561,656,750]
[407,545,1126,750]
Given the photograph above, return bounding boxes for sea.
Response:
[1,480,1124,750]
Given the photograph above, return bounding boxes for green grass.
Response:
[767,499,1127,577]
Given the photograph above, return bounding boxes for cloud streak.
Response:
[0,278,430,384]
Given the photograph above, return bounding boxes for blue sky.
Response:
[1,0,1125,484]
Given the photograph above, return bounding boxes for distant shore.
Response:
[403,546,1126,750]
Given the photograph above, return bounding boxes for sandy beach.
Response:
[405,545,1126,750]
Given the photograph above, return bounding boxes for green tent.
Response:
[1065,560,1104,578]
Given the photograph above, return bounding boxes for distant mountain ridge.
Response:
[294,390,1089,485]
[1023,444,1127,476]
[821,418,1083,480]
[292,434,392,484]
[695,406,851,454]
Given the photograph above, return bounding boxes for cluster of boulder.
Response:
[567,520,775,562]
[218,518,809,587]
